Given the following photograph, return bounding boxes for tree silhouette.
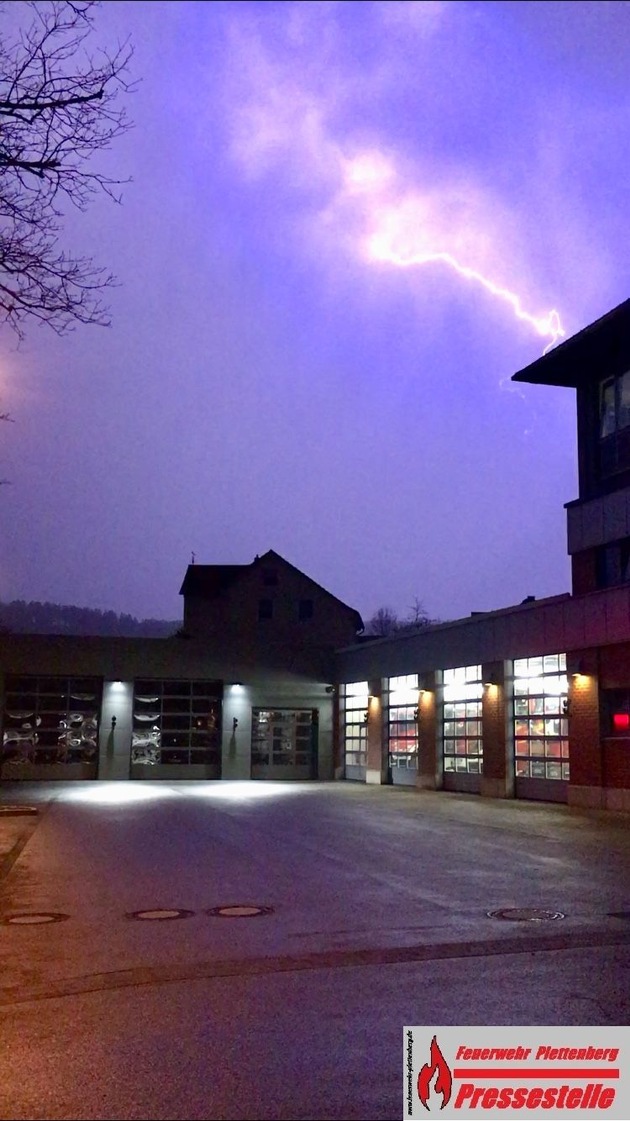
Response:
[365,598,434,637]
[0,0,133,336]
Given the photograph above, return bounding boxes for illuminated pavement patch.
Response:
[207,905,273,918]
[487,907,565,922]
[0,806,39,816]
[1,912,70,926]
[126,909,194,922]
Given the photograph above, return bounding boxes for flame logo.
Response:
[417,1035,452,1112]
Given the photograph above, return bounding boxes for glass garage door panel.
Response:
[251,709,317,779]
[131,679,222,772]
[2,675,101,780]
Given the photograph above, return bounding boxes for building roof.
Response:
[512,297,630,388]
[179,564,247,597]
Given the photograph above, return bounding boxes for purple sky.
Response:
[1,0,629,626]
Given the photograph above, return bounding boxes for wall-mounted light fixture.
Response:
[572,659,586,678]
[111,715,117,730]
[325,685,336,695]
[484,673,499,688]
[232,717,239,731]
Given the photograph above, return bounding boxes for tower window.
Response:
[600,372,630,437]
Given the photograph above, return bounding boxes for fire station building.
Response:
[335,299,630,812]
[2,300,630,811]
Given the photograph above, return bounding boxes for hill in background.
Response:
[0,600,179,637]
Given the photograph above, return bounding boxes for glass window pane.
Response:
[344,681,369,698]
[601,379,616,436]
[619,371,630,430]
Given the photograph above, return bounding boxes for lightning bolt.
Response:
[368,237,565,354]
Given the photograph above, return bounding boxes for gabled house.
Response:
[180,549,363,676]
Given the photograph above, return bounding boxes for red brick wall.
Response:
[481,661,511,796]
[598,643,630,687]
[568,652,602,787]
[366,681,384,775]
[603,740,630,788]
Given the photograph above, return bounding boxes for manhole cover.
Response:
[0,805,39,816]
[488,908,565,922]
[126,908,194,921]
[1,912,69,926]
[207,904,273,918]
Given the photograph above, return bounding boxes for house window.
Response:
[258,599,273,621]
[512,654,568,780]
[442,665,483,775]
[298,598,313,621]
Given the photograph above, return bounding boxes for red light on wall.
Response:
[613,713,630,731]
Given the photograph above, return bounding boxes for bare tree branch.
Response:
[0,0,133,337]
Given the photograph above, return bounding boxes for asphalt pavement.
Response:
[0,781,629,1119]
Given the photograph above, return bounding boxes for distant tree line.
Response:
[0,599,179,637]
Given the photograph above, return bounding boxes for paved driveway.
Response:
[0,782,629,1119]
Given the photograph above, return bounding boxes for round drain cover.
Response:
[2,912,69,925]
[207,904,273,918]
[127,908,194,922]
[488,907,565,922]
